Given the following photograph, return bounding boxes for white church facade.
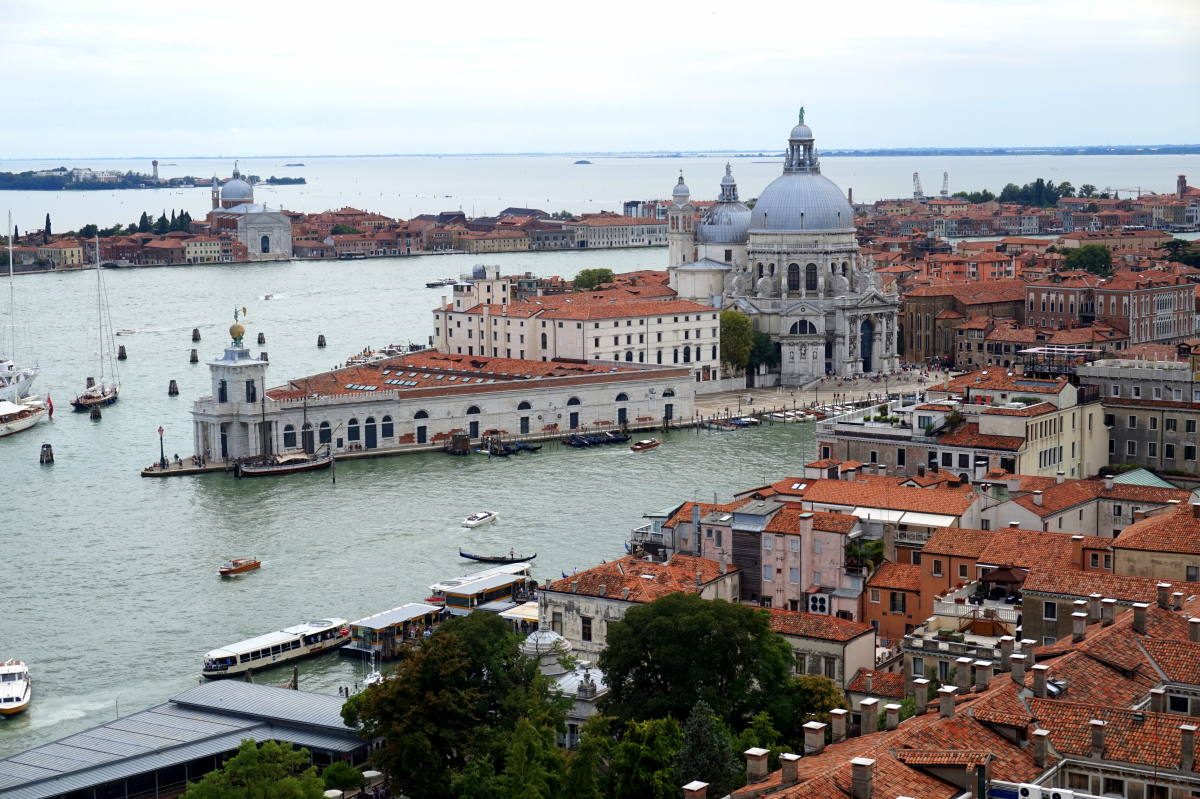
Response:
[207,164,293,261]
[667,113,900,385]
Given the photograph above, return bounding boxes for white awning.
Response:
[851,507,905,523]
[499,600,539,622]
[899,511,958,528]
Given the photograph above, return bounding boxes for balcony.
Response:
[630,524,665,546]
[932,598,1020,625]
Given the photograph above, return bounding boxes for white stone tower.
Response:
[202,309,270,461]
[666,172,696,267]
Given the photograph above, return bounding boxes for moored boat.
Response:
[201,618,350,678]
[0,659,31,715]
[219,557,261,577]
[462,510,498,528]
[459,548,536,564]
[235,450,333,477]
[0,399,47,438]
[72,235,120,412]
[630,438,661,452]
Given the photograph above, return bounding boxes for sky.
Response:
[2,0,1197,158]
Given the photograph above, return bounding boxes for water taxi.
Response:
[201,618,350,678]
[0,659,31,715]
[630,438,661,452]
[462,510,498,528]
[219,557,261,577]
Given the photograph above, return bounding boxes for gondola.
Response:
[458,548,536,565]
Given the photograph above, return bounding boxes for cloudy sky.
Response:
[3,0,1197,158]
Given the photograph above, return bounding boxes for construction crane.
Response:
[940,171,949,197]
[912,172,924,200]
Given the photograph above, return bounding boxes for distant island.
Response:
[0,166,306,191]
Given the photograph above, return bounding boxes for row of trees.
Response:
[952,178,1113,207]
[71,209,195,239]
[720,309,779,372]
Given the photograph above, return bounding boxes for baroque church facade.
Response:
[667,114,900,385]
[207,164,293,261]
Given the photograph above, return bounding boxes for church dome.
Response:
[671,173,690,203]
[698,163,751,244]
[749,172,854,233]
[790,122,813,140]
[221,177,253,203]
[520,629,569,658]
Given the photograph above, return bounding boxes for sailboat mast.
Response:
[7,211,14,359]
[96,236,104,384]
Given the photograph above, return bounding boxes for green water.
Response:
[0,249,816,755]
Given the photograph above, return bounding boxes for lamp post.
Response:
[157,425,166,469]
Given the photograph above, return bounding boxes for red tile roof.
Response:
[1021,567,1200,603]
[922,527,1108,569]
[936,422,1024,451]
[766,609,873,643]
[1142,639,1200,684]
[846,668,906,697]
[1113,503,1200,555]
[981,402,1057,417]
[867,562,922,592]
[764,475,977,517]
[764,509,860,535]
[545,554,734,603]
[1008,476,1192,518]
[1030,699,1200,774]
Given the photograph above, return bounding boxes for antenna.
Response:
[940,171,949,197]
[912,172,924,200]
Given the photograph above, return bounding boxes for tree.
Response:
[562,737,604,799]
[719,309,754,369]
[599,594,794,731]
[735,712,783,770]
[153,212,169,235]
[499,718,563,799]
[79,224,98,239]
[1064,244,1112,276]
[672,700,742,796]
[748,332,779,370]
[138,211,151,233]
[321,760,364,791]
[43,213,51,243]
[788,675,847,727]
[573,268,614,291]
[330,224,360,235]
[1162,238,1200,267]
[181,740,324,799]
[1079,184,1096,198]
[608,718,683,799]
[1057,181,1075,198]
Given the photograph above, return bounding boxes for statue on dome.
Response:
[799,106,805,124]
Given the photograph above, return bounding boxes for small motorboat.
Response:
[219,557,261,577]
[0,659,31,716]
[462,510,498,528]
[630,438,661,452]
[235,450,333,477]
[459,548,536,564]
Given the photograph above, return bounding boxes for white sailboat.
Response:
[1,212,38,403]
[0,398,47,439]
[71,236,120,411]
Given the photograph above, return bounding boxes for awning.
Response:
[851,507,905,523]
[899,511,957,527]
[499,600,539,623]
[981,565,1026,585]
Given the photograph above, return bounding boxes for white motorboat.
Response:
[0,659,31,715]
[201,618,351,679]
[0,398,47,438]
[462,510,498,528]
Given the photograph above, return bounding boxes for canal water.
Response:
[0,248,815,755]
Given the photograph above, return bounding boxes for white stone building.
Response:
[667,113,901,384]
[207,165,293,261]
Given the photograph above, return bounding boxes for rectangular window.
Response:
[1126,441,1137,456]
[912,657,924,677]
[1090,552,1099,567]
[789,538,800,552]
[931,559,943,577]
[941,452,953,467]
[1148,442,1158,458]
[1189,420,1198,434]
[1166,418,1177,432]
[889,592,906,614]
[551,612,562,635]
[788,567,800,584]
[1187,565,1199,582]
[869,450,878,464]
[1127,415,1137,429]
[1169,694,1189,714]
[1150,417,1158,431]
[581,616,593,642]
[763,536,773,551]
[897,449,906,467]
[1043,601,1057,621]
[958,564,968,579]
[824,656,837,680]
[870,588,880,603]
[1187,445,1197,461]
[1113,504,1123,518]
[762,565,773,583]
[1043,636,1057,646]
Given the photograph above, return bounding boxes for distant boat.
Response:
[71,236,119,412]
[219,557,261,577]
[574,159,592,165]
[462,510,498,528]
[459,548,536,565]
[234,450,333,477]
[284,163,305,167]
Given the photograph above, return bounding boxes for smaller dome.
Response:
[790,122,813,140]
[229,321,245,342]
[521,629,569,658]
[672,173,690,201]
[221,177,253,202]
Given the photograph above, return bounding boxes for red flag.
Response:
[46,394,53,418]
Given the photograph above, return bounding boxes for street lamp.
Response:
[157,425,167,469]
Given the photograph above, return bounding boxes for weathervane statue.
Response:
[799,106,805,124]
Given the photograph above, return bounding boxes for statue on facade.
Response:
[832,270,850,295]
[755,275,778,298]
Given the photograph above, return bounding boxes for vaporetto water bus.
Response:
[201,618,350,678]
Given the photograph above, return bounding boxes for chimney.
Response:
[1132,601,1149,634]
[1149,687,1165,713]
[570,581,579,593]
[695,571,702,588]
[917,464,926,478]
[1133,509,1147,522]
[1190,617,1200,643]
[850,758,875,799]
[1056,471,1065,484]
[682,781,708,799]
[1071,535,1084,568]
[598,583,607,597]
[1172,592,1183,611]
[884,703,901,731]
[955,657,973,692]
[1032,490,1043,507]
[973,660,992,691]
[1033,728,1051,768]
[1032,664,1049,698]
[1010,654,1027,686]
[1009,521,1021,528]
[744,748,769,784]
[912,678,930,714]
[1072,612,1088,643]
[1090,719,1106,758]
[830,708,848,742]
[622,587,630,600]
[1182,724,1197,772]
[859,697,880,735]
[780,752,801,784]
[864,672,874,694]
[1101,598,1117,625]
[999,636,1015,669]
[1157,582,1172,610]
[1103,476,1114,490]
[1192,501,1200,519]
[939,686,957,718]
[1088,594,1102,621]
[803,721,827,755]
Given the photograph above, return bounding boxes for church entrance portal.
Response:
[860,319,875,373]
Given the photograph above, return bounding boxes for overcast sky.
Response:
[2,0,1197,158]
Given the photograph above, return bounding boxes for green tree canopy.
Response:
[672,700,742,796]
[181,740,324,799]
[321,760,364,791]
[79,224,98,239]
[599,594,794,731]
[152,212,169,235]
[748,332,779,370]
[330,224,361,235]
[1162,238,1200,267]
[1063,244,1113,276]
[719,309,754,369]
[573,268,614,291]
[608,717,683,799]
[137,211,151,233]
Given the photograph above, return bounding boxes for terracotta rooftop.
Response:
[1113,503,1200,555]
[544,554,734,603]
[981,402,1058,417]
[1021,567,1200,603]
[867,562,922,592]
[762,475,977,517]
[765,609,873,643]
[845,668,907,698]
[929,369,1069,396]
[1007,476,1192,518]
[937,422,1024,451]
[922,526,1109,570]
[764,509,860,536]
[1030,699,1200,774]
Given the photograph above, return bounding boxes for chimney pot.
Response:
[1189,618,1200,643]
[1132,601,1149,634]
[850,758,875,799]
[973,660,993,691]
[865,672,874,694]
[999,636,1015,669]
[1182,724,1197,772]
[1071,611,1088,642]
[1033,728,1051,768]
[859,697,880,735]
[1090,719,1106,758]
[1010,653,1027,685]
[1056,471,1065,484]
[1149,687,1165,713]
[830,708,848,742]
[1032,490,1043,506]
[1171,591,1183,611]
[1156,583,1172,610]
[1101,598,1117,625]
[598,583,606,597]
[938,686,959,718]
[682,780,709,799]
[622,587,631,600]
[1088,593,1102,621]
[1032,664,1050,698]
[803,721,827,755]
[1104,477,1114,490]
[780,753,801,784]
[1192,501,1200,519]
[955,657,973,691]
[884,703,901,731]
[912,678,931,714]
[744,747,770,784]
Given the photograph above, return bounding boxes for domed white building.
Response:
[668,112,899,383]
[207,163,292,262]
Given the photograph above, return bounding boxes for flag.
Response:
[46,394,53,418]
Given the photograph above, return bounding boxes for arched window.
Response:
[566,397,581,406]
[787,263,800,291]
[414,409,429,420]
[656,350,662,364]
[217,379,228,403]
[517,400,532,411]
[540,332,548,348]
[283,424,296,448]
[711,345,717,360]
[347,418,360,441]
[683,347,692,363]
[381,416,394,438]
[615,392,629,402]
[756,262,764,279]
[805,263,817,291]
[466,405,481,415]
[318,421,331,444]
[625,351,633,361]
[260,235,270,254]
[662,388,676,398]
[673,348,679,363]
[789,319,817,335]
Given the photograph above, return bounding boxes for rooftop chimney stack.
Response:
[1182,724,1197,773]
[1032,490,1043,507]
[1010,654,1026,686]
[859,698,879,735]
[1172,591,1183,611]
[780,753,801,785]
[1150,687,1166,713]
[803,721,827,755]
[850,758,875,799]
[1189,617,1200,644]
[682,781,708,799]
[939,686,957,718]
[1033,729,1051,768]
[1101,598,1117,625]
[1157,583,1172,610]
[1191,501,1200,519]
[973,660,992,691]
[1090,719,1106,758]
[830,708,848,742]
[884,703,901,731]
[1088,594,1102,622]
[1056,471,1065,484]
[1032,664,1049,698]
[999,636,1015,669]
[955,657,973,692]
[744,748,769,784]
[912,678,930,715]
[1072,612,1088,643]
[1009,521,1021,528]
[1133,602,1149,634]
[1104,476,1114,490]
[865,672,874,694]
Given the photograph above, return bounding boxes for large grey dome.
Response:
[698,202,751,243]
[749,172,854,233]
[221,177,253,202]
